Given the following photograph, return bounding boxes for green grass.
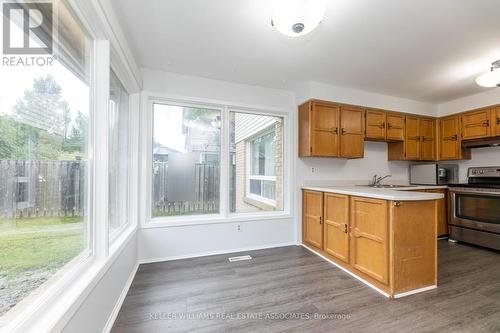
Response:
[0,217,84,279]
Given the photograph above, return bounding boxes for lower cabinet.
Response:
[302,190,324,249]
[323,193,349,262]
[302,190,437,297]
[350,197,389,284]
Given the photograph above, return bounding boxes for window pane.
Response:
[152,104,220,217]
[230,112,283,213]
[0,1,90,317]
[108,69,129,241]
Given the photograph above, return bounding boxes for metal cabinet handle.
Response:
[444,134,458,141]
[380,122,386,129]
[343,223,348,233]
[341,128,347,135]
[387,123,392,129]
[319,216,323,225]
[482,120,490,127]
[497,117,500,125]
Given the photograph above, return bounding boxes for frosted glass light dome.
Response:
[476,60,500,88]
[271,0,326,37]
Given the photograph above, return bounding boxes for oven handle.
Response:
[449,188,500,196]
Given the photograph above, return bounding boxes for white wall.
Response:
[140,69,298,261]
[62,233,138,333]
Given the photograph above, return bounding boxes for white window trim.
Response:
[140,92,293,228]
[2,0,142,327]
[245,126,278,207]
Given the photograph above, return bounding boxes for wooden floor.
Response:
[112,241,500,332]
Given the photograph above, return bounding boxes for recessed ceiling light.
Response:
[476,60,500,87]
[271,0,326,37]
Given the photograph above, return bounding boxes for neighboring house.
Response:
[233,113,283,213]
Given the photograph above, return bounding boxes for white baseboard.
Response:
[138,242,297,264]
[301,244,391,298]
[393,285,437,298]
[101,262,139,333]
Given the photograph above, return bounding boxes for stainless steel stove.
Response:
[448,167,500,251]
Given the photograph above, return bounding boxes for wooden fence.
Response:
[0,160,85,219]
[152,162,220,215]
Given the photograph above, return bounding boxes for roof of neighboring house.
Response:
[153,146,180,155]
[234,113,277,143]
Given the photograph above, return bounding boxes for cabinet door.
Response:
[351,197,389,284]
[324,193,349,262]
[420,118,436,161]
[365,109,386,140]
[426,189,448,237]
[303,190,323,249]
[386,113,405,141]
[311,103,340,156]
[340,106,365,158]
[461,109,491,140]
[405,116,420,160]
[439,115,461,160]
[350,197,389,284]
[494,107,500,137]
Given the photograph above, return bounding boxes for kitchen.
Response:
[2,1,500,332]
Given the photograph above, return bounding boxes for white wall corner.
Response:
[437,88,500,117]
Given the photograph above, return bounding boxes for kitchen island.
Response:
[301,186,443,298]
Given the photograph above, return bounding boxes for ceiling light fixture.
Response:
[476,60,500,87]
[271,0,326,37]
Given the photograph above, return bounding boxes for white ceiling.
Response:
[110,0,500,103]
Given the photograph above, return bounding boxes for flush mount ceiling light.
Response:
[476,60,500,87]
[271,0,326,37]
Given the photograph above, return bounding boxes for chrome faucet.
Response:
[371,174,392,186]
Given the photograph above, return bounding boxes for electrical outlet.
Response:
[237,224,241,232]
[311,167,319,174]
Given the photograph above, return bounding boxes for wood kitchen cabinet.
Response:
[365,110,405,142]
[365,109,387,140]
[299,100,364,158]
[388,116,436,161]
[302,190,323,249]
[439,115,471,160]
[340,106,365,158]
[302,190,438,297]
[350,197,389,284]
[323,193,349,263]
[494,106,500,136]
[461,108,492,140]
[411,189,449,237]
[386,112,405,141]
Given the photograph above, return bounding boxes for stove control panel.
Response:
[468,167,500,178]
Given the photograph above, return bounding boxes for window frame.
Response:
[108,66,132,244]
[245,126,278,207]
[141,94,292,228]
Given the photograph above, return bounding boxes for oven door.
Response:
[450,188,500,234]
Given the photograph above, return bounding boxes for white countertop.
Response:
[302,185,445,201]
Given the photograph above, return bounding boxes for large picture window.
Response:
[230,112,283,213]
[108,69,130,241]
[152,103,221,217]
[0,1,91,318]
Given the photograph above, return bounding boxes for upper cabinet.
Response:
[439,115,471,160]
[495,106,500,137]
[388,116,436,161]
[299,100,364,158]
[386,112,405,141]
[299,99,500,162]
[461,108,492,140]
[365,109,386,140]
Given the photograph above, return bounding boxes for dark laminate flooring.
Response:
[112,241,500,333]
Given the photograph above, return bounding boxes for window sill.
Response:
[243,195,277,210]
[143,212,292,229]
[4,227,137,333]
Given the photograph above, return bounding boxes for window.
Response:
[0,1,91,318]
[230,112,283,213]
[108,69,130,241]
[152,103,221,217]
